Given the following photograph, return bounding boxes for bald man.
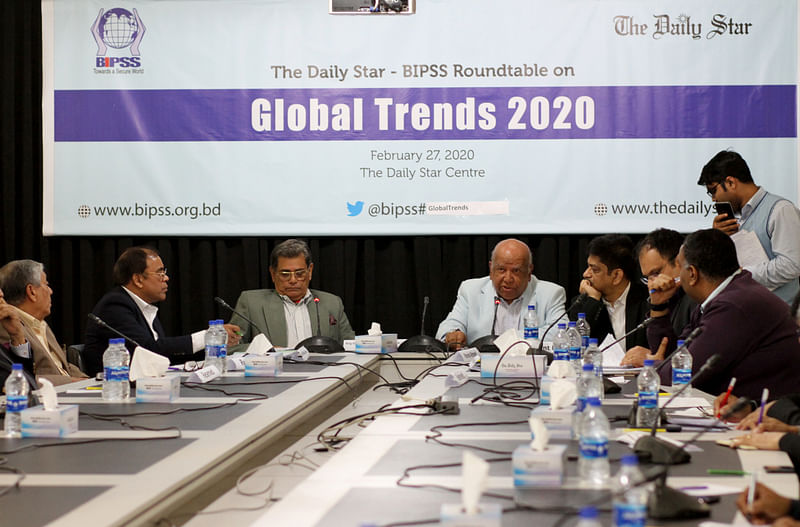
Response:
[436,238,567,350]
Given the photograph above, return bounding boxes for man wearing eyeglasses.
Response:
[83,247,241,376]
[229,239,354,348]
[700,150,800,304]
[620,229,698,367]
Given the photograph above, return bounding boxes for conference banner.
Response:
[42,0,798,235]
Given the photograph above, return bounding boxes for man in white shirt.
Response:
[700,150,800,303]
[568,234,650,351]
[83,247,240,376]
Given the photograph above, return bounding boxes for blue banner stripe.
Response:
[54,85,796,141]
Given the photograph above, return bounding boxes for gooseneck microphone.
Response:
[490,296,500,336]
[598,317,654,353]
[295,294,344,354]
[314,297,322,334]
[655,326,704,373]
[214,296,271,339]
[399,296,446,353]
[88,313,144,349]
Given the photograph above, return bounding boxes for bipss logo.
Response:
[91,7,145,69]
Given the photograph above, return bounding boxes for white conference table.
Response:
[0,353,379,527]
[251,364,799,527]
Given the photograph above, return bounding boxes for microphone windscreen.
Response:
[705,353,722,370]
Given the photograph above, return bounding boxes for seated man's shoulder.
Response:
[458,276,491,293]
[237,288,275,301]
[534,278,565,296]
[311,289,345,305]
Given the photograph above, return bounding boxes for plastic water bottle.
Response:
[583,337,604,400]
[584,338,603,375]
[636,359,660,428]
[612,454,648,527]
[579,397,610,486]
[576,312,591,352]
[573,363,603,437]
[102,338,130,401]
[567,321,583,374]
[576,506,603,527]
[552,322,569,362]
[523,305,539,350]
[204,319,227,373]
[4,364,30,437]
[671,339,692,397]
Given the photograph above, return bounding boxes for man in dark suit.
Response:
[569,234,650,351]
[230,239,354,348]
[83,247,241,376]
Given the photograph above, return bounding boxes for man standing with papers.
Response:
[699,150,800,303]
[646,229,800,401]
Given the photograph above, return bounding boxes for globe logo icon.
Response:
[594,203,608,216]
[99,8,139,49]
[77,205,91,219]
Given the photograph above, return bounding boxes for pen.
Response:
[717,377,737,418]
[747,472,757,510]
[757,388,769,426]
[624,428,667,433]
[649,277,681,295]
[708,469,749,475]
[680,486,708,491]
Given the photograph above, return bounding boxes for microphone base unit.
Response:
[397,334,447,353]
[295,336,344,354]
[469,334,499,354]
[647,482,710,520]
[602,376,622,394]
[633,435,691,465]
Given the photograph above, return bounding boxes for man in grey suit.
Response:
[230,239,355,348]
[436,239,567,350]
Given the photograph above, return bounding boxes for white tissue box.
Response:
[512,443,567,487]
[540,375,551,405]
[379,333,397,353]
[354,335,382,354]
[244,353,283,376]
[136,375,181,403]
[21,405,78,438]
[479,354,545,378]
[440,503,502,526]
[530,406,573,439]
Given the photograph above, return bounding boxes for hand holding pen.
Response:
[716,377,737,418]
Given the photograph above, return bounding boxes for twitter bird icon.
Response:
[347,201,364,216]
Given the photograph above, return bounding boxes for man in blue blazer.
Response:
[230,239,355,348]
[436,239,566,349]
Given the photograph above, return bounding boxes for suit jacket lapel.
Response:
[261,292,287,347]
[45,327,68,372]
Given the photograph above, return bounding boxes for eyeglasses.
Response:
[276,268,308,281]
[706,183,720,198]
[144,268,168,280]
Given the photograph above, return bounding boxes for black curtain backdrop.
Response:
[1,2,646,350]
